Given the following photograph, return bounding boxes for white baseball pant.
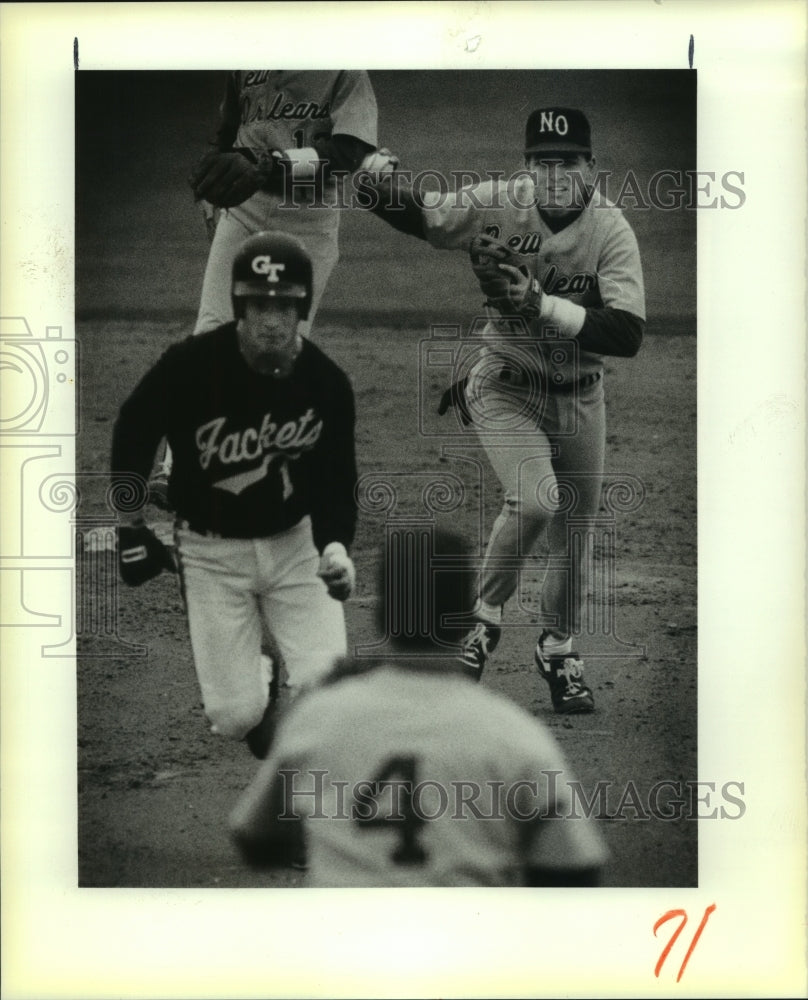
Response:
[175,515,347,740]
[194,191,340,338]
[466,359,606,636]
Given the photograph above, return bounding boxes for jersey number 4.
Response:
[353,755,428,866]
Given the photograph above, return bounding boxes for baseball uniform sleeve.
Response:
[569,213,646,356]
[309,369,358,554]
[500,710,609,880]
[324,133,376,175]
[522,800,610,880]
[594,214,646,319]
[111,345,182,512]
[420,181,499,250]
[365,177,497,243]
[213,72,241,151]
[520,764,609,878]
[328,71,378,147]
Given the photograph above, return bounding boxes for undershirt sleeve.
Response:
[575,307,644,358]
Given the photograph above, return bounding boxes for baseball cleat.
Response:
[245,660,280,760]
[535,633,594,713]
[245,699,279,759]
[458,621,502,681]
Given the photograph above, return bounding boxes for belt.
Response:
[174,518,224,539]
[174,518,307,541]
[497,368,602,394]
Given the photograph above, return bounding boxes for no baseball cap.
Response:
[374,528,474,653]
[525,107,592,155]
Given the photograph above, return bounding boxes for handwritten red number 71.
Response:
[654,904,717,982]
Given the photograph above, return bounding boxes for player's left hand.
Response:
[117,522,176,586]
[317,542,356,602]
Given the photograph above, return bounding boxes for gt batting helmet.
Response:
[231,231,313,320]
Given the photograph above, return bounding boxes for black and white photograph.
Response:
[1,3,805,998]
[75,66,699,890]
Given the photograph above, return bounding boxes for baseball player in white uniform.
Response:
[229,529,609,887]
[151,70,393,501]
[112,232,358,759]
[369,107,645,714]
[190,70,386,337]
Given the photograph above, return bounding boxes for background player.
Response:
[229,528,608,887]
[151,70,395,500]
[369,106,645,713]
[112,232,358,759]
[189,70,396,337]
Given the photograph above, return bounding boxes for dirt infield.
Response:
[77,317,696,889]
[75,69,697,889]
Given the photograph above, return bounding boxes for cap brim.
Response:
[233,281,307,298]
[525,143,591,154]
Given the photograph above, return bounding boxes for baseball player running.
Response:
[368,106,645,714]
[112,232,358,759]
[229,529,608,887]
[151,70,394,503]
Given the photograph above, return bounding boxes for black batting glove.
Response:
[117,523,176,586]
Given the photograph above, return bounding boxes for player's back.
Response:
[272,663,600,887]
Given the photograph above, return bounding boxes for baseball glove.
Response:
[117,523,175,586]
[437,376,472,426]
[189,149,276,208]
[469,232,530,309]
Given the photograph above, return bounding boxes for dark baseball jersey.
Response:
[112,325,357,551]
[231,663,609,887]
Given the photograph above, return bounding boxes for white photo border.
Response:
[1,2,805,998]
